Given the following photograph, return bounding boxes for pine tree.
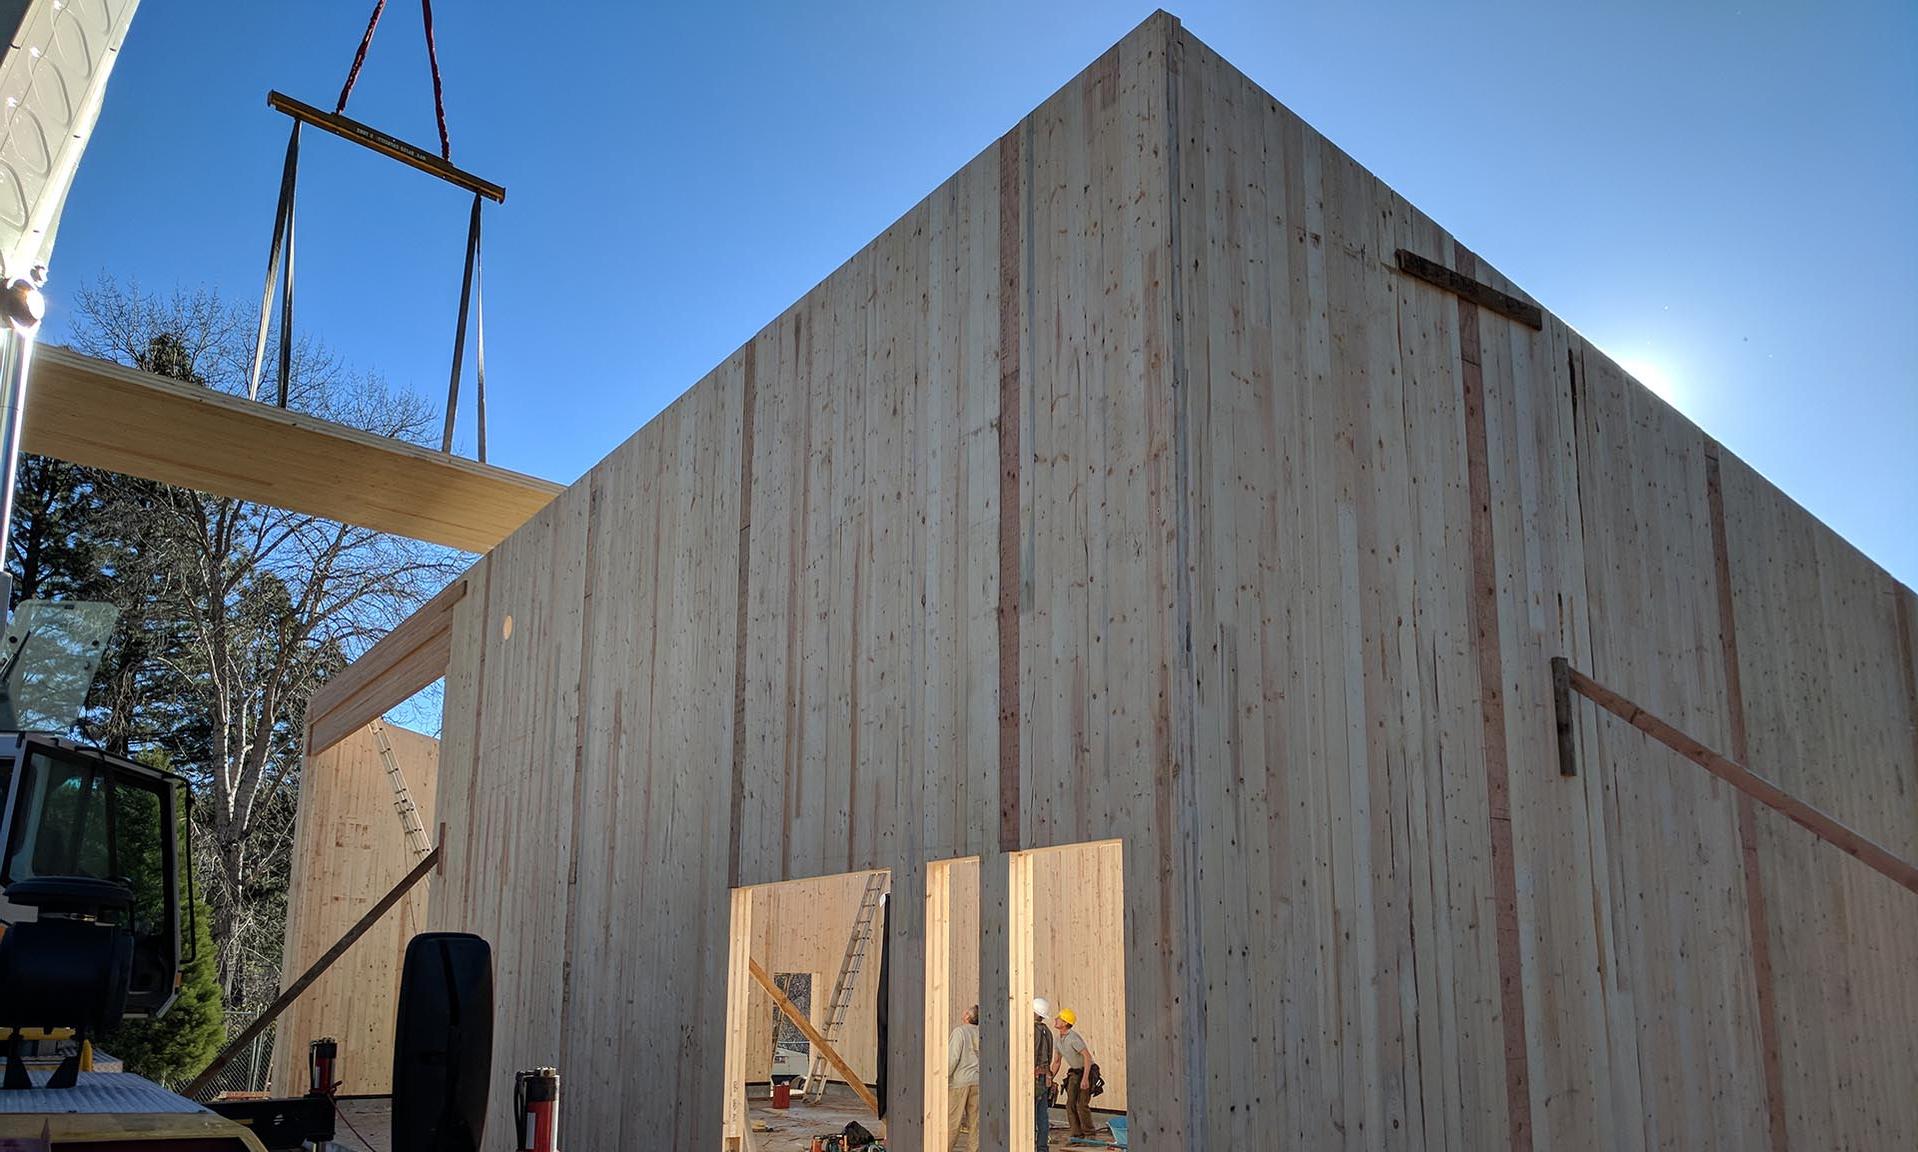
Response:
[100,890,225,1089]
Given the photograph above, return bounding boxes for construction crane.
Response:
[0,3,515,1148]
[0,7,278,1144]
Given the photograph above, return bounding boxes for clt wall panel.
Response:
[402,12,1918,1150]
[432,358,747,1144]
[273,723,439,1095]
[1720,456,1918,1149]
[1566,343,1769,1150]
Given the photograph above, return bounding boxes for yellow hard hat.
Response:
[1057,1008,1076,1026]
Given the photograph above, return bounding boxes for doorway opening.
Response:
[923,857,983,1148]
[723,869,891,1151]
[1015,840,1128,1151]
[922,842,1129,1151]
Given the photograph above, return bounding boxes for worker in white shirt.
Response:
[946,1004,980,1152]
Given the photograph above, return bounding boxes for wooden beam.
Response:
[267,90,506,203]
[184,845,442,1099]
[1564,663,1918,896]
[1006,851,1036,1152]
[1703,442,1790,1152]
[923,860,953,1147]
[1394,248,1544,329]
[748,958,880,1115]
[724,890,753,1148]
[1456,247,1534,1152]
[25,346,561,554]
[306,577,468,755]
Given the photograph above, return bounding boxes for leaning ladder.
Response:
[803,871,888,1102]
[370,719,433,860]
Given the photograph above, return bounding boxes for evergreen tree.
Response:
[100,890,224,1089]
[94,749,224,1088]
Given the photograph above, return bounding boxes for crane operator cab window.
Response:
[0,736,187,1017]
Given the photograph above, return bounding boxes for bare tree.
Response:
[58,278,465,1004]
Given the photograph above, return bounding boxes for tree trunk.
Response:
[214,831,248,1005]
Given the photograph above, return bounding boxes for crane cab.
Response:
[0,734,190,1087]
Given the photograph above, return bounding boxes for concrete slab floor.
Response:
[1041,1107,1123,1149]
[326,1096,391,1152]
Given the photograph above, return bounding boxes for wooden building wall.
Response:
[274,722,439,1096]
[415,13,1918,1149]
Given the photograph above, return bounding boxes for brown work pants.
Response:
[947,1082,980,1152]
[1064,1068,1095,1138]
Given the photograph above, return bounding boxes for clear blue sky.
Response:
[48,1,1917,584]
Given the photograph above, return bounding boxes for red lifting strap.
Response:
[420,0,452,160]
[335,0,385,113]
[334,0,453,160]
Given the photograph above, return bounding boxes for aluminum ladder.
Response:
[803,870,888,1102]
[370,718,433,859]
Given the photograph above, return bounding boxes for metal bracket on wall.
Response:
[1394,249,1544,330]
[1550,656,1578,776]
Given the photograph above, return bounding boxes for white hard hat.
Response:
[1032,997,1052,1017]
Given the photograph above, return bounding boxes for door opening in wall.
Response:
[923,857,983,1151]
[1010,840,1128,1152]
[723,869,891,1152]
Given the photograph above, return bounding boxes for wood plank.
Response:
[723,889,753,1147]
[1394,249,1545,329]
[24,345,560,553]
[1565,664,1918,895]
[748,959,879,1115]
[1455,244,1535,1152]
[995,128,1023,856]
[1705,443,1790,1152]
[1006,850,1036,1152]
[922,860,954,1147]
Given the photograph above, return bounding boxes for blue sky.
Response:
[49,1,1917,585]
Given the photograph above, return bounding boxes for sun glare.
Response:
[1616,355,1684,408]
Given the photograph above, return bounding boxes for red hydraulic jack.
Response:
[308,1037,339,1096]
[515,1066,560,1152]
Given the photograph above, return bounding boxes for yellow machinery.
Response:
[0,734,266,1149]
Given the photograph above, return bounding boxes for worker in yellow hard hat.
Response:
[1049,1006,1097,1140]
